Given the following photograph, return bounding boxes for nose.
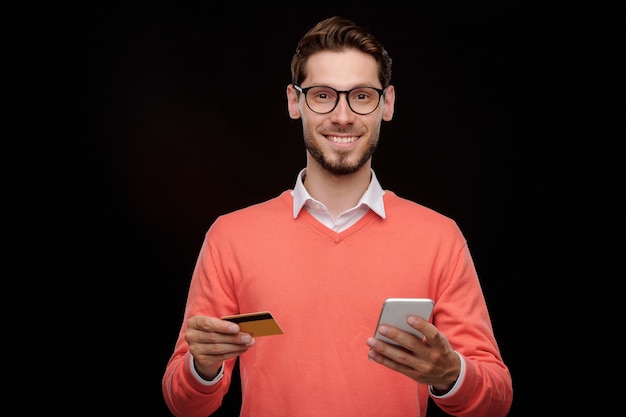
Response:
[330,92,355,123]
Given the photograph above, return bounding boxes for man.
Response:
[162,16,513,417]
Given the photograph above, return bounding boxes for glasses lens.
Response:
[347,88,381,114]
[305,87,337,113]
[305,87,381,114]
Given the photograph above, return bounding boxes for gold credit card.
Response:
[221,311,284,337]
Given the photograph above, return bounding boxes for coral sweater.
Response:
[162,190,513,417]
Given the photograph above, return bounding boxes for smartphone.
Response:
[374,298,435,345]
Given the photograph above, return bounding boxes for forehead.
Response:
[303,49,380,89]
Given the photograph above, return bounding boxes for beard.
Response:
[303,129,379,176]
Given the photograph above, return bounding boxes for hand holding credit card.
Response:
[221,311,284,337]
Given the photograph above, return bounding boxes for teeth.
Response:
[328,136,358,143]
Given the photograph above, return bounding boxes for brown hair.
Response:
[290,16,392,88]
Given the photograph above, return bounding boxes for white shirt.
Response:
[291,168,386,232]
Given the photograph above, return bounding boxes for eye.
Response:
[350,88,375,102]
[310,87,337,102]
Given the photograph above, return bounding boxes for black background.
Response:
[8,2,607,416]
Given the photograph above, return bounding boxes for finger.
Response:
[366,337,417,374]
[190,339,253,374]
[188,315,240,334]
[407,316,444,346]
[367,336,433,384]
[186,316,255,349]
[374,323,423,350]
[191,335,256,356]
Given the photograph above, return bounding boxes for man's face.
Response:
[287,49,395,176]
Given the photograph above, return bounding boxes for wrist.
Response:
[431,381,455,395]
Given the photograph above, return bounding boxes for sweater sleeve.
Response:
[162,225,239,417]
[429,237,513,417]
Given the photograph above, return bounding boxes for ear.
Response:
[286,84,302,119]
[381,85,395,121]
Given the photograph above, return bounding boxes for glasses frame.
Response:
[293,85,387,115]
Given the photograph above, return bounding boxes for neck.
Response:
[303,161,372,219]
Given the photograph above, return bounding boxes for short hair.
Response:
[290,16,392,88]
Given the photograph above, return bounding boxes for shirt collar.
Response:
[291,168,386,219]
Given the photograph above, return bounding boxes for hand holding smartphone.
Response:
[374,298,434,345]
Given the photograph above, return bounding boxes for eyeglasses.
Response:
[294,85,386,115]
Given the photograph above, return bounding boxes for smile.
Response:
[327,136,359,144]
